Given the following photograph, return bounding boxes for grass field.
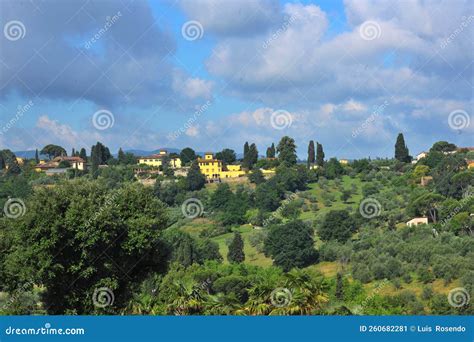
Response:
[299,175,364,221]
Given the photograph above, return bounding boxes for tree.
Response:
[394,133,411,163]
[210,183,233,210]
[180,147,197,165]
[266,143,276,158]
[90,142,112,177]
[243,143,258,169]
[35,149,39,164]
[40,144,66,159]
[243,142,249,161]
[79,148,87,162]
[316,142,325,167]
[409,192,444,223]
[451,171,474,195]
[307,140,315,167]
[340,189,351,203]
[0,150,21,175]
[227,232,245,263]
[264,220,318,271]
[185,161,206,191]
[325,158,344,179]
[430,141,457,153]
[335,273,344,300]
[255,181,281,212]
[4,180,169,314]
[248,169,265,185]
[118,148,126,164]
[319,210,356,242]
[216,149,237,165]
[71,148,76,156]
[91,142,111,165]
[412,165,430,180]
[196,239,222,263]
[277,136,297,166]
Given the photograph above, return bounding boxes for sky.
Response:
[0,0,472,159]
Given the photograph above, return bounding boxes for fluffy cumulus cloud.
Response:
[191,0,472,152]
[1,0,472,156]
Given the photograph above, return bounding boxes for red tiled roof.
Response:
[52,156,85,163]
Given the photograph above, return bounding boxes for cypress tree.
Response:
[79,148,87,162]
[118,148,125,164]
[395,133,411,162]
[335,273,344,300]
[307,140,315,167]
[266,147,272,158]
[243,142,249,161]
[91,145,99,178]
[227,232,245,263]
[316,142,325,167]
[35,149,39,164]
[247,143,258,169]
[266,143,276,158]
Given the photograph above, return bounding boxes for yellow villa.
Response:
[198,153,245,180]
[138,150,182,169]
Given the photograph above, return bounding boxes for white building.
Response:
[406,217,429,227]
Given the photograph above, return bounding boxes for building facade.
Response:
[138,150,182,169]
[198,153,246,180]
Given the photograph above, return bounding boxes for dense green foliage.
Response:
[264,220,317,271]
[0,138,472,316]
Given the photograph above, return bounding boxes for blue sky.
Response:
[0,0,472,158]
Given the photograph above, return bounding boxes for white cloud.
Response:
[173,73,214,100]
[342,99,367,112]
[185,125,200,137]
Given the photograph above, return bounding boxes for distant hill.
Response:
[12,150,48,159]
